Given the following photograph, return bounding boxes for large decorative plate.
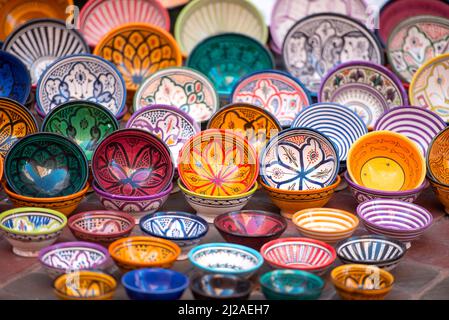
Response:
[36,54,127,118]
[178,129,259,196]
[0,98,38,158]
[42,101,119,162]
[92,128,174,197]
[4,132,89,198]
[260,128,339,191]
[174,0,268,56]
[319,61,408,129]
[79,0,170,47]
[187,33,274,96]
[282,13,383,95]
[230,70,312,127]
[126,105,200,167]
[133,67,219,123]
[207,103,281,155]
[427,127,449,186]
[375,106,447,157]
[0,51,31,104]
[3,18,90,86]
[291,103,367,162]
[409,53,449,122]
[93,23,182,92]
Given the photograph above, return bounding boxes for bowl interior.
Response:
[0,52,30,103]
[191,274,251,298]
[215,211,286,237]
[110,238,178,264]
[1,210,65,234]
[123,268,188,293]
[332,265,394,291]
[427,127,449,185]
[293,209,358,233]
[40,245,108,270]
[70,212,133,235]
[260,270,324,295]
[54,272,116,298]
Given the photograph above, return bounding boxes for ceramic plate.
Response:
[42,101,119,162]
[92,128,174,197]
[0,51,31,104]
[3,18,90,86]
[36,53,126,118]
[93,23,182,92]
[260,128,339,191]
[230,70,312,127]
[178,129,259,196]
[282,13,383,95]
[207,103,281,155]
[79,0,170,47]
[427,127,449,186]
[319,61,408,129]
[187,33,274,96]
[133,67,219,123]
[375,106,447,157]
[126,105,200,167]
[174,0,268,56]
[292,103,367,162]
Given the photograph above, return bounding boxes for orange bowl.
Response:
[53,271,116,300]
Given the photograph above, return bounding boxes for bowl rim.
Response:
[4,182,89,202]
[291,208,359,234]
[92,180,173,201]
[189,273,252,299]
[53,270,117,299]
[426,126,449,185]
[428,174,449,189]
[68,210,135,237]
[259,269,325,295]
[259,175,341,195]
[121,268,189,295]
[177,178,258,200]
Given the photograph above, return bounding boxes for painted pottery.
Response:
[159,0,189,9]
[0,51,31,104]
[190,274,252,300]
[429,176,449,214]
[54,271,116,300]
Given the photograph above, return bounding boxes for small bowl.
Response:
[331,264,394,300]
[109,236,180,272]
[429,176,449,214]
[0,207,67,257]
[260,238,336,274]
[188,243,264,278]
[0,51,31,104]
[139,211,209,260]
[214,210,287,250]
[122,268,189,300]
[190,274,252,300]
[336,235,407,270]
[292,208,359,244]
[54,271,117,300]
[68,210,135,246]
[259,270,324,300]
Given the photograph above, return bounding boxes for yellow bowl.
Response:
[53,271,116,300]
[347,131,425,192]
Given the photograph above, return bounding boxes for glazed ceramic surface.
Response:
[92,128,174,197]
[260,128,339,191]
[93,23,182,92]
[174,0,268,55]
[3,18,89,85]
[159,0,189,9]
[36,54,126,118]
[190,274,252,300]
[133,67,219,123]
[429,176,449,214]
[126,105,200,167]
[292,103,367,161]
[186,33,274,96]
[79,0,170,47]
[0,51,31,104]
[54,271,116,300]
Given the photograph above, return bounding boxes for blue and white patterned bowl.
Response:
[0,51,31,104]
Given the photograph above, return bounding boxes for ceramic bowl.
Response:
[0,50,31,104]
[292,208,359,244]
[186,33,274,96]
[427,127,449,186]
[4,132,89,198]
[39,241,111,279]
[159,0,189,9]
[347,131,426,192]
[336,235,407,270]
[92,181,173,223]
[188,243,263,278]
[214,210,287,250]
[177,179,258,223]
[259,270,324,300]
[42,101,119,162]
[331,264,394,300]
[260,237,336,274]
[357,199,433,245]
[0,97,38,158]
[429,176,449,214]
[190,274,252,300]
[68,210,135,246]
[0,207,67,257]
[259,175,341,219]
[109,236,180,272]
[54,271,117,300]
[122,268,189,300]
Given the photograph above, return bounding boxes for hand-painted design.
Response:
[427,127,449,185]
[40,245,108,272]
[2,213,63,233]
[55,271,116,299]
[0,51,31,104]
[282,14,383,94]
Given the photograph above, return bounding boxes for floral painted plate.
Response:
[260,128,340,191]
[42,101,119,162]
[93,23,182,92]
[427,127,449,186]
[187,33,274,97]
[0,51,31,104]
[230,70,312,127]
[36,54,127,119]
[126,105,200,167]
[178,129,259,196]
[133,67,219,123]
[319,61,408,130]
[91,128,174,197]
